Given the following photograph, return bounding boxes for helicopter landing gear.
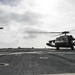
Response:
[56,47,59,50]
[71,46,74,50]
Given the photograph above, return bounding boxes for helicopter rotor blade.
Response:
[70,29,75,32]
[27,31,61,34]
[26,30,73,35]
[50,33,62,36]
[0,27,3,29]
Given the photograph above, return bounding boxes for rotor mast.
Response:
[62,31,69,35]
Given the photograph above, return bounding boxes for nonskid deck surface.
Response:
[0,49,75,75]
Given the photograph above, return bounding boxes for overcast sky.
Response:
[0,0,75,48]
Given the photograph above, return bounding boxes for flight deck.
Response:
[0,48,75,75]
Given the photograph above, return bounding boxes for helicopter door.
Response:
[68,35,74,45]
[63,35,69,44]
[55,36,69,47]
[59,36,68,44]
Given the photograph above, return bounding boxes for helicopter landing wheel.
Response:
[56,47,59,50]
[71,46,74,50]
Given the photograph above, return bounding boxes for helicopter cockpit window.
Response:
[56,38,60,41]
[60,36,65,41]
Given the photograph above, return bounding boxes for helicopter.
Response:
[27,30,75,50]
[46,31,75,50]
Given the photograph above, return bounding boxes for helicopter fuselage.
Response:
[46,35,75,49]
